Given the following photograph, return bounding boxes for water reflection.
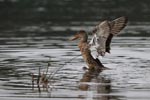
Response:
[79,70,112,100]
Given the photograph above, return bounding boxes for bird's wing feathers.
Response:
[109,16,128,35]
[90,16,128,56]
[89,20,110,46]
[96,20,110,37]
[105,16,128,53]
[89,21,110,57]
[105,33,113,53]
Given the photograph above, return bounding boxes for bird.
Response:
[89,16,128,57]
[70,30,107,71]
[70,16,128,71]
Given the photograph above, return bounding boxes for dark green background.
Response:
[0,0,150,36]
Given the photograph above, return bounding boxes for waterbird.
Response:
[70,16,128,71]
[70,30,107,71]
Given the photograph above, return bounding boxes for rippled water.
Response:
[0,33,150,100]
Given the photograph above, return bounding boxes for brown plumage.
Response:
[106,16,128,53]
[70,30,107,71]
[90,16,128,56]
[69,16,128,71]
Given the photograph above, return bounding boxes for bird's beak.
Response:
[69,35,79,41]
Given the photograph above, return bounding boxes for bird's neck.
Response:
[80,34,88,43]
[80,39,87,43]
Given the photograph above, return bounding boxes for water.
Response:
[0,30,150,100]
[0,1,150,99]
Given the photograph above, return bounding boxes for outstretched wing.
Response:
[110,16,128,35]
[90,16,128,56]
[89,20,110,57]
[106,16,128,53]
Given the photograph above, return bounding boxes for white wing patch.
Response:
[89,16,128,57]
[90,20,110,57]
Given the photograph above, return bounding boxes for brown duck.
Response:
[70,30,107,71]
[70,16,128,71]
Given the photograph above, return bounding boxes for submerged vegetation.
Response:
[31,58,54,92]
[31,55,81,93]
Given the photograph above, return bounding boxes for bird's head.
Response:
[69,30,88,42]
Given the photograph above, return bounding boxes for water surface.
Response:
[0,33,150,100]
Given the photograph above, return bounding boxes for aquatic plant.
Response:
[31,57,54,92]
[31,55,80,92]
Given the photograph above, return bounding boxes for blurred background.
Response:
[0,0,150,36]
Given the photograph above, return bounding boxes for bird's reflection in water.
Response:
[79,70,111,100]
